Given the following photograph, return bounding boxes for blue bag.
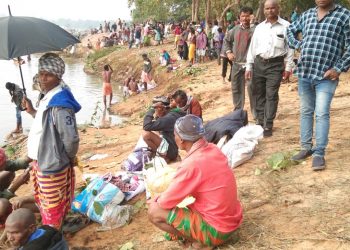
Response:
[72,174,125,223]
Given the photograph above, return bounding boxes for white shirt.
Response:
[27,85,62,160]
[211,25,219,37]
[246,16,294,71]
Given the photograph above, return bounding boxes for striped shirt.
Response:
[287,5,350,80]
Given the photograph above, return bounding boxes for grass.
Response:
[85,46,125,71]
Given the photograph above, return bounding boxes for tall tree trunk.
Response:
[194,0,200,23]
[205,0,211,34]
[256,0,265,23]
[192,0,195,22]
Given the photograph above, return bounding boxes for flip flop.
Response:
[62,215,90,234]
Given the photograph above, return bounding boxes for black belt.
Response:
[256,55,284,63]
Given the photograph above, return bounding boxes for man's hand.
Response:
[282,71,291,83]
[153,102,165,117]
[22,97,36,117]
[245,70,252,80]
[8,169,30,194]
[12,196,35,210]
[227,52,235,61]
[324,69,340,81]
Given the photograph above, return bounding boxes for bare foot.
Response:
[12,128,23,134]
[222,78,226,84]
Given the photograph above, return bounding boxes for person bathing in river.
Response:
[148,115,243,249]
[102,64,113,108]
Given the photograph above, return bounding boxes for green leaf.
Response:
[266,152,285,170]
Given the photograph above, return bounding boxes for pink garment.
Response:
[196,33,207,50]
[157,138,243,233]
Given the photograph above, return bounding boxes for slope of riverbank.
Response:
[5,40,350,249]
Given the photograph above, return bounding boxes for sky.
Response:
[0,0,131,21]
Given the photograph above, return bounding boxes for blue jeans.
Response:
[298,78,338,157]
[16,106,22,125]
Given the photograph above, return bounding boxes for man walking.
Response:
[245,0,294,137]
[287,0,350,170]
[223,6,256,120]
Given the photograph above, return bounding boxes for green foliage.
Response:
[266,151,298,171]
[5,145,18,158]
[129,0,349,23]
[129,0,191,22]
[183,66,204,76]
[86,46,124,71]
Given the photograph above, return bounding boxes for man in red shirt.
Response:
[148,115,242,249]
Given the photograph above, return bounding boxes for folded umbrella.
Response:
[0,6,80,94]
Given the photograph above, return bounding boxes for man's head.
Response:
[104,64,109,71]
[174,114,205,150]
[38,53,65,93]
[315,0,334,8]
[5,208,36,248]
[152,96,170,117]
[239,7,254,27]
[172,90,188,108]
[5,82,16,92]
[0,198,11,227]
[0,148,6,171]
[142,53,148,59]
[214,20,218,26]
[264,0,280,20]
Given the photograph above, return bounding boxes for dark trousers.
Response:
[252,57,284,129]
[221,57,232,81]
[231,63,256,120]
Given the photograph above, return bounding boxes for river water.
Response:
[0,55,122,144]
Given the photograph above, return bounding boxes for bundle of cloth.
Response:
[204,109,248,144]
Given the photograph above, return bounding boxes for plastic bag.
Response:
[221,125,264,168]
[122,147,151,172]
[98,203,133,231]
[72,174,125,223]
[143,156,176,198]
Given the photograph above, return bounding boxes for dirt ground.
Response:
[4,41,350,250]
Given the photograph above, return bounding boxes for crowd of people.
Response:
[1,0,349,249]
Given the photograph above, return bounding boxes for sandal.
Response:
[62,214,90,234]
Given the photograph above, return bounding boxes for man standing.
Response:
[223,7,256,120]
[102,64,113,108]
[245,0,294,137]
[287,0,350,170]
[23,53,81,229]
[5,82,25,134]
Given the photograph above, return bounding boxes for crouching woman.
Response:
[147,115,243,249]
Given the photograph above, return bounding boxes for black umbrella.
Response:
[0,6,80,95]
